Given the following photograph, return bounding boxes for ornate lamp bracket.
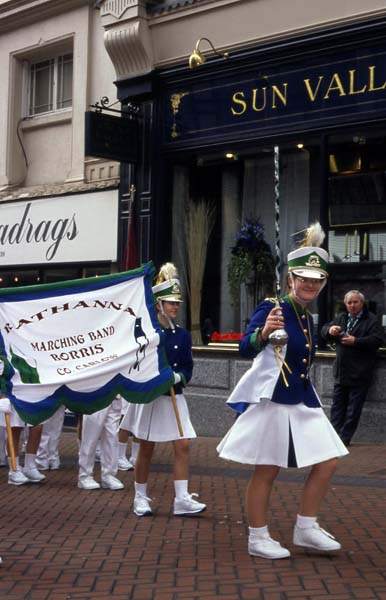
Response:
[90,96,140,119]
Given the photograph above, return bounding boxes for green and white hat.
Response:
[152,262,183,302]
[287,247,329,279]
[152,279,183,302]
[287,222,329,279]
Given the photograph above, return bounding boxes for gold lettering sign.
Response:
[231,83,288,115]
[229,63,386,117]
[231,91,247,115]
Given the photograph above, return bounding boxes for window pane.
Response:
[30,59,54,115]
[369,231,386,261]
[57,54,73,109]
[28,53,73,115]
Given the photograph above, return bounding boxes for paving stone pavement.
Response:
[0,432,385,599]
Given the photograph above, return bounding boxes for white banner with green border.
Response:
[0,263,173,424]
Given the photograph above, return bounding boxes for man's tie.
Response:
[347,315,357,334]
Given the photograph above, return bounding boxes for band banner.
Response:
[0,263,174,424]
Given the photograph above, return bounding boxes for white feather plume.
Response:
[302,222,325,247]
[155,262,178,284]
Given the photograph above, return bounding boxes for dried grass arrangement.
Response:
[183,199,216,345]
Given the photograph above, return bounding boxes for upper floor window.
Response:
[28,53,73,116]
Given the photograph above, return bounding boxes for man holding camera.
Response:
[321,290,384,446]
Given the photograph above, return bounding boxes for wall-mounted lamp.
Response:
[189,37,229,69]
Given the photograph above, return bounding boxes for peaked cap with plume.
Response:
[287,222,329,279]
[152,262,183,302]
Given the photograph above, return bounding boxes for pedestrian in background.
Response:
[320,290,384,446]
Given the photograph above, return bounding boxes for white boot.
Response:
[23,453,46,482]
[293,522,341,552]
[248,526,290,559]
[8,457,29,485]
[118,442,134,470]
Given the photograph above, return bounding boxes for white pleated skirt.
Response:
[217,399,349,469]
[121,393,196,442]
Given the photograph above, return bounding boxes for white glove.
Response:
[0,359,4,376]
[0,397,12,414]
[173,372,182,385]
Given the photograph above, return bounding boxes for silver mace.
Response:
[268,145,288,347]
[268,284,289,347]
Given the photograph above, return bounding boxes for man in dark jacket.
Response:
[320,290,384,445]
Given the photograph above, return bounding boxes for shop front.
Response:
[116,19,386,343]
[0,189,119,287]
[92,5,386,441]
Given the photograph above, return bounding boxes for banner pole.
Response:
[170,386,184,437]
[5,413,17,471]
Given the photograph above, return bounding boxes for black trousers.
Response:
[330,382,369,444]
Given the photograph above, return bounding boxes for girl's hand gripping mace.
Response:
[268,287,289,347]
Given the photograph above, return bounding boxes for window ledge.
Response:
[20,110,72,131]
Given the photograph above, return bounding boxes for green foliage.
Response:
[227,218,275,306]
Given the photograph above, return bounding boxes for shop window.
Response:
[171,143,315,340]
[43,268,81,284]
[328,131,386,263]
[83,266,112,278]
[27,53,73,116]
[0,271,40,287]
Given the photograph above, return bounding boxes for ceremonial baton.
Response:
[269,144,288,346]
[170,386,184,437]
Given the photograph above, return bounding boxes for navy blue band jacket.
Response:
[227,296,321,414]
[161,324,193,395]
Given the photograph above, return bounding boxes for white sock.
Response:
[24,453,37,469]
[130,441,140,461]
[134,481,147,497]
[118,442,128,459]
[296,514,317,529]
[174,479,188,499]
[8,456,20,472]
[249,525,269,539]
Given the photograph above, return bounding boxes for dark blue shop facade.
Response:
[118,17,386,339]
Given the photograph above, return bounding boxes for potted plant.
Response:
[228,217,275,306]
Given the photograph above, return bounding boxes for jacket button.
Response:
[300,374,306,379]
[302,358,307,364]
[305,343,310,348]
